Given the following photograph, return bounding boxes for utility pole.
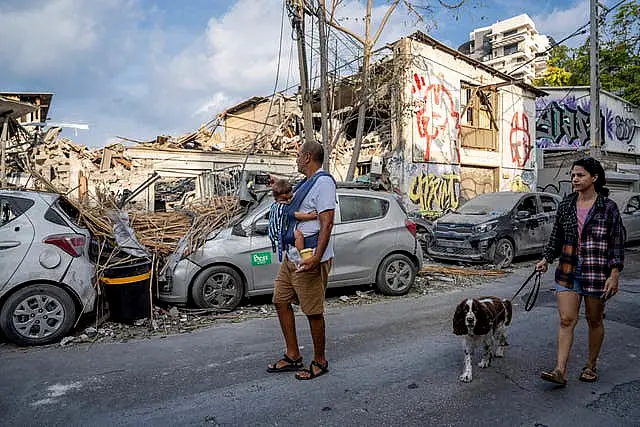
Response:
[589,0,601,158]
[288,0,315,146]
[317,0,331,169]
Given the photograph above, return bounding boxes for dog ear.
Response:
[473,303,492,335]
[452,301,467,335]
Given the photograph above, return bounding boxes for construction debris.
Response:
[419,265,506,277]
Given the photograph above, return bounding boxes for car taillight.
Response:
[44,234,86,257]
[405,219,417,237]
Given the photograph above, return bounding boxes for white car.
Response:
[0,190,96,346]
[159,187,423,311]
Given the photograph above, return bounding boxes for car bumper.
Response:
[158,258,201,305]
[427,236,494,263]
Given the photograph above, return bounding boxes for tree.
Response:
[535,0,640,105]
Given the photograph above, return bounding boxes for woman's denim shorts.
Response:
[554,261,603,298]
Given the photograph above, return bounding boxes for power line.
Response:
[238,0,287,178]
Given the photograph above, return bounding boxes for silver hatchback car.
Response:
[0,190,96,346]
[159,187,423,310]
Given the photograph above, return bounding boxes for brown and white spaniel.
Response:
[453,296,512,383]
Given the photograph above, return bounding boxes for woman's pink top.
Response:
[577,206,590,254]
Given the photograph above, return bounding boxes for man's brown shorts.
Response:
[273,258,333,315]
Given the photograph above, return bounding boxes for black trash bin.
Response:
[101,258,152,324]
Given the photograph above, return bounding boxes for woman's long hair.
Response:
[572,157,610,197]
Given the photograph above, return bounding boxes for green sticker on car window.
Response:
[251,251,272,266]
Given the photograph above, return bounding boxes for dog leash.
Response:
[510,268,543,312]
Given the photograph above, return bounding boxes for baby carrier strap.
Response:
[281,171,335,257]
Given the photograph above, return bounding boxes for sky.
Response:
[0,0,601,147]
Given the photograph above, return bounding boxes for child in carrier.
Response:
[268,179,317,261]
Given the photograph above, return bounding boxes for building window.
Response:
[460,82,498,150]
[503,29,518,37]
[460,83,496,131]
[504,43,519,55]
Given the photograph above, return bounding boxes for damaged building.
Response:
[5,32,552,218]
[202,32,545,219]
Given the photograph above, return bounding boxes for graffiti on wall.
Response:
[509,175,530,192]
[537,180,573,197]
[536,101,605,148]
[536,96,637,151]
[405,164,460,218]
[410,73,460,163]
[509,112,532,167]
[615,116,637,146]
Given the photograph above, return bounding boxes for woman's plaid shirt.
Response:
[543,192,625,293]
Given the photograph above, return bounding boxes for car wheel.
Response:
[191,265,244,310]
[494,238,515,268]
[0,284,76,346]
[375,254,417,296]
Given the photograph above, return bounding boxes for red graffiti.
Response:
[412,73,460,162]
[510,112,531,168]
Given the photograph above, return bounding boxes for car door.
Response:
[512,194,545,255]
[331,194,395,285]
[249,207,286,292]
[623,196,640,241]
[539,194,560,245]
[0,196,36,290]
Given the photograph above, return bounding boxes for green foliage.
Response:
[535,0,640,105]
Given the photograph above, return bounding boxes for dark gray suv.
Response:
[428,191,562,267]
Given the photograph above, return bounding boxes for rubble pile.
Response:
[125,195,242,257]
[221,112,301,155]
[134,126,223,151]
[32,132,132,194]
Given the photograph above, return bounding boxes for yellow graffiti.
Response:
[509,175,530,192]
[408,172,460,217]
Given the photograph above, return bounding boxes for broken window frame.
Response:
[459,83,497,131]
[459,82,498,151]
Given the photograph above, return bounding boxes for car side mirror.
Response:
[516,210,531,220]
[253,219,269,235]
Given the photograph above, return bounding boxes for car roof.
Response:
[0,189,60,203]
[336,188,398,199]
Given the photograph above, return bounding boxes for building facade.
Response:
[389,32,544,218]
[459,14,551,83]
[535,87,640,195]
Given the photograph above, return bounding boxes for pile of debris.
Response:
[132,126,223,151]
[32,130,133,195]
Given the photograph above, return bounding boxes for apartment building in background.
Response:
[458,14,551,83]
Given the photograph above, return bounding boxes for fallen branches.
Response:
[419,265,506,277]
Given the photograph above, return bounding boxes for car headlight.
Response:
[474,222,497,233]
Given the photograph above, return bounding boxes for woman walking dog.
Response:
[536,157,625,386]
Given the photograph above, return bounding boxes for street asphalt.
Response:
[1,250,640,427]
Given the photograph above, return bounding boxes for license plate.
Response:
[439,239,469,248]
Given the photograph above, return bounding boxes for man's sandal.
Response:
[540,369,567,386]
[579,366,598,383]
[295,360,329,380]
[266,354,303,373]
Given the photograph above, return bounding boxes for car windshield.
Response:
[458,193,520,215]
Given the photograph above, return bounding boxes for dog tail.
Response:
[503,299,512,326]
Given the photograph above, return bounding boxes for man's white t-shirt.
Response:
[295,169,336,263]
